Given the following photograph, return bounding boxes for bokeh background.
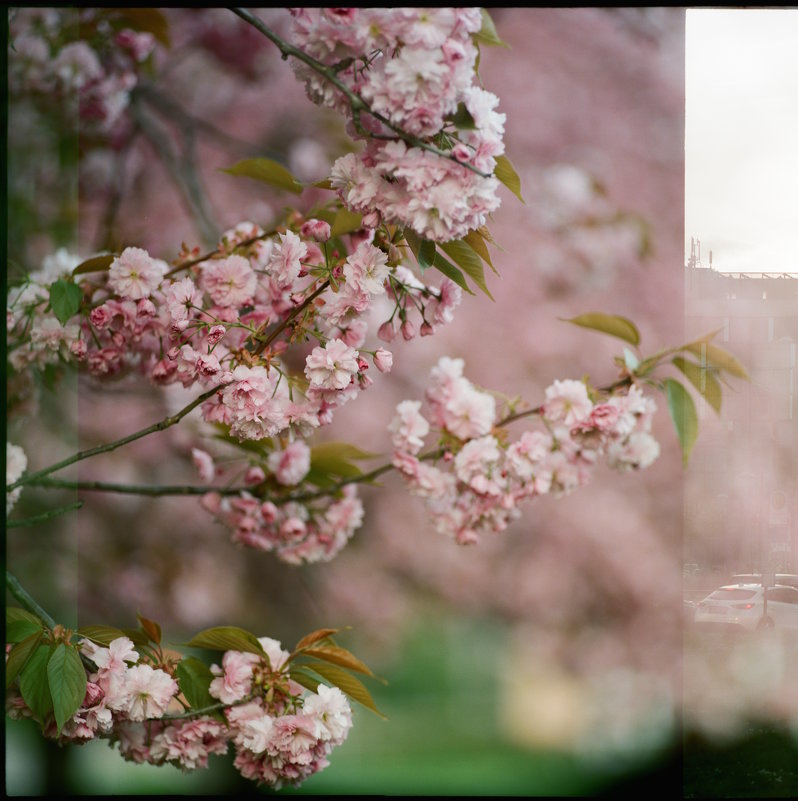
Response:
[6,8,797,796]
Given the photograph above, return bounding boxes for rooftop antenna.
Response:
[688,236,702,269]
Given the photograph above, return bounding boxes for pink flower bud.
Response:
[206,325,226,346]
[451,143,472,163]
[200,492,222,515]
[300,219,332,242]
[260,501,278,522]
[373,348,393,373]
[89,305,112,330]
[244,466,266,485]
[83,681,104,707]
[378,320,396,343]
[356,356,369,372]
[151,358,178,383]
[420,321,435,336]
[401,320,416,341]
[70,339,87,360]
[136,298,156,317]
[361,210,381,229]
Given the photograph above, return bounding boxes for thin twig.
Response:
[252,279,330,355]
[7,501,84,528]
[128,96,219,246]
[26,477,242,498]
[6,572,57,629]
[7,385,224,492]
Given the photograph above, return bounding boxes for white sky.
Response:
[686,8,798,273]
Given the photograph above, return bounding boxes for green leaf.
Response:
[402,228,422,261]
[6,631,44,688]
[402,229,438,274]
[19,645,54,724]
[307,442,378,487]
[301,645,381,680]
[293,627,343,654]
[447,102,476,130]
[330,207,363,237]
[137,614,162,645]
[418,240,437,271]
[120,628,152,648]
[185,626,265,657]
[302,661,386,718]
[49,280,83,326]
[473,8,511,48]
[463,228,497,274]
[6,619,43,644]
[6,607,44,643]
[221,158,304,195]
[47,644,87,734]
[664,378,699,468]
[494,154,524,203]
[440,239,493,299]
[72,253,115,276]
[673,356,722,415]
[289,667,322,694]
[683,340,750,381]
[176,657,224,720]
[77,625,129,647]
[432,251,473,295]
[562,312,641,347]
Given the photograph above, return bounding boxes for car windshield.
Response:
[709,588,757,601]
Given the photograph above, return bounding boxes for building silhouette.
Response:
[684,238,797,576]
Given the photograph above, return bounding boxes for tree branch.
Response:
[25,477,243,498]
[7,385,224,492]
[6,501,84,528]
[128,94,220,246]
[6,572,57,629]
[230,8,491,178]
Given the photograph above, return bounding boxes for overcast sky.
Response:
[686,8,798,274]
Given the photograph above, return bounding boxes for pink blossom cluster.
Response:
[196,438,364,565]
[389,358,661,544]
[7,249,85,372]
[7,222,464,442]
[289,8,506,241]
[7,636,182,746]
[8,8,157,133]
[209,638,353,788]
[6,634,352,789]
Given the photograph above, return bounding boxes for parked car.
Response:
[694,583,798,632]
[728,573,798,590]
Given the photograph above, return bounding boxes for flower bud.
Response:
[245,465,266,485]
[401,320,416,341]
[361,210,381,229]
[373,348,393,373]
[377,320,396,343]
[300,219,331,242]
[200,492,222,515]
[70,339,87,360]
[206,325,226,346]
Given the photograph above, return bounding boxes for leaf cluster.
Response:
[562,313,750,467]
